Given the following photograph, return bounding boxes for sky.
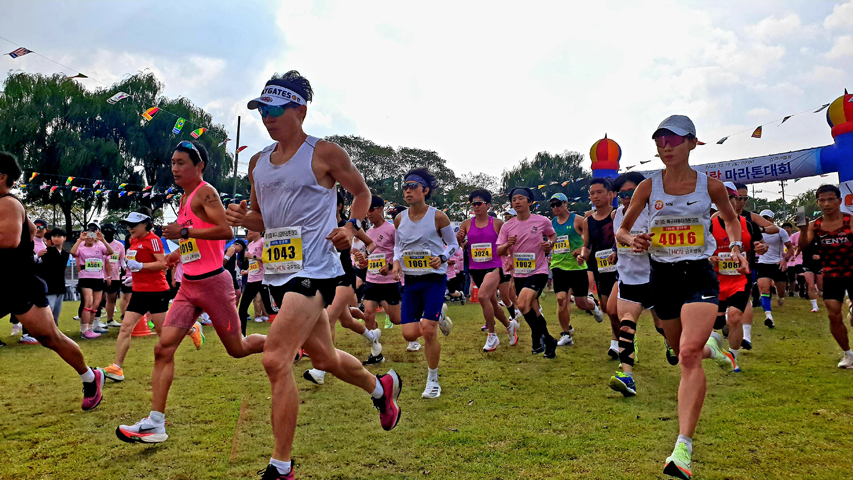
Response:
[2,0,852,203]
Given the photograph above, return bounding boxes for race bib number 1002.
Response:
[263,227,304,274]
[513,253,536,275]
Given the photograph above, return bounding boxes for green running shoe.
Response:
[663,442,692,479]
[665,339,679,366]
[707,332,736,371]
[383,314,393,330]
[608,371,636,397]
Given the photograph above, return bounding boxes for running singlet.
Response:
[711,215,752,294]
[550,213,586,271]
[127,232,170,292]
[586,210,616,274]
[0,194,36,281]
[813,214,853,279]
[108,239,125,281]
[76,243,109,279]
[396,206,448,276]
[366,220,396,284]
[757,229,790,265]
[253,137,343,285]
[496,214,555,278]
[647,171,716,262]
[467,216,502,270]
[613,205,650,285]
[177,181,226,276]
[247,239,264,283]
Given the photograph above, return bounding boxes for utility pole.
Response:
[231,115,241,197]
[780,180,787,218]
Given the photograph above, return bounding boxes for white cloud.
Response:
[826,35,853,58]
[746,14,806,41]
[800,65,846,83]
[747,107,772,117]
[824,0,853,30]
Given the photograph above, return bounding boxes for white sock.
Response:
[845,350,853,357]
[610,339,618,350]
[79,367,95,383]
[811,299,818,309]
[729,348,739,359]
[765,311,772,318]
[371,377,384,399]
[149,411,165,424]
[427,368,438,383]
[707,345,717,359]
[743,324,752,341]
[270,458,291,475]
[676,435,693,454]
[81,324,89,334]
[362,330,375,342]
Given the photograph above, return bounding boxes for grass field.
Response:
[0,294,851,480]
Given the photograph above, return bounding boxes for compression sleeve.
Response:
[439,225,459,259]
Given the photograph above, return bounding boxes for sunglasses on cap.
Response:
[402,182,422,191]
[653,134,688,149]
[617,190,635,199]
[549,201,563,208]
[176,140,202,158]
[471,201,486,207]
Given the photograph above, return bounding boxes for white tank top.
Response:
[613,205,651,285]
[253,136,344,286]
[396,206,448,276]
[647,170,716,263]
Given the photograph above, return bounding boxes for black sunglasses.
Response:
[471,201,485,207]
[617,190,635,199]
[402,182,421,191]
[550,201,563,208]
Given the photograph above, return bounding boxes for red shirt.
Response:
[814,214,853,279]
[127,232,170,292]
[711,215,752,300]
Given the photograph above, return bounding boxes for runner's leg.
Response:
[674,302,718,438]
[19,305,89,374]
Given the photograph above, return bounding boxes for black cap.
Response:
[102,223,116,232]
[370,195,385,209]
[508,187,534,202]
[34,218,48,227]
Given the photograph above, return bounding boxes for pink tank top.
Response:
[467,216,502,270]
[177,182,226,277]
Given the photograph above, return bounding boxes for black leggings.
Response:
[447,273,464,295]
[238,282,277,336]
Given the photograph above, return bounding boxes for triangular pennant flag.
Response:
[93,180,101,188]
[697,140,706,145]
[143,193,150,199]
[119,183,127,190]
[143,186,153,191]
[29,172,38,181]
[118,191,126,198]
[50,186,58,192]
[167,194,175,200]
[780,115,792,125]
[95,190,102,195]
[537,185,546,189]
[190,128,207,139]
[40,185,48,190]
[626,166,635,170]
[751,126,762,138]
[7,47,33,59]
[166,187,174,194]
[67,73,88,79]
[107,92,130,104]
[561,181,570,187]
[172,117,185,135]
[716,136,729,144]
[65,176,74,185]
[142,107,160,121]
[235,145,248,154]
[218,138,232,147]
[71,187,79,192]
[814,103,830,113]
[18,184,26,188]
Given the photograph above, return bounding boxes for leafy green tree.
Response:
[500,151,591,215]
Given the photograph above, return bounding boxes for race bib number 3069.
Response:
[264,227,304,274]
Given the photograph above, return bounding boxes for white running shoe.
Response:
[10,324,21,336]
[507,319,519,346]
[539,306,543,315]
[253,316,265,323]
[372,328,382,342]
[262,316,269,322]
[116,416,168,443]
[838,354,853,369]
[407,340,422,352]
[438,304,452,336]
[514,309,522,319]
[369,332,383,358]
[20,334,38,344]
[422,380,441,399]
[498,300,506,307]
[106,320,122,328]
[557,333,574,347]
[199,312,212,325]
[483,333,499,352]
[592,306,604,323]
[303,368,326,385]
[73,316,81,322]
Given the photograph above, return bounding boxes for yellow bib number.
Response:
[248,259,260,274]
[368,253,386,274]
[180,238,201,264]
[595,250,616,273]
[263,227,304,274]
[553,236,570,255]
[110,253,120,263]
[513,253,536,274]
[402,250,431,271]
[718,252,739,276]
[84,258,103,272]
[470,243,493,262]
[650,216,705,256]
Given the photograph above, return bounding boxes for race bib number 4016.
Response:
[263,227,303,274]
[650,216,705,257]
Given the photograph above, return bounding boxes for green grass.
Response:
[0,294,851,480]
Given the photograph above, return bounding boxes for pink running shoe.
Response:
[82,330,101,340]
[373,369,402,431]
[82,367,105,411]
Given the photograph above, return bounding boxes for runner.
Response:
[616,115,744,479]
[356,195,403,339]
[103,210,203,383]
[792,226,822,312]
[101,223,125,328]
[391,167,457,397]
[498,208,519,321]
[238,229,277,335]
[497,187,558,358]
[0,151,105,409]
[580,178,620,358]
[755,210,793,327]
[116,140,267,445]
[796,184,853,369]
[303,190,383,383]
[548,192,603,347]
[608,172,677,397]
[70,222,114,339]
[456,189,519,352]
[225,72,400,479]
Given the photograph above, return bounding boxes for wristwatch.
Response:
[180,228,189,240]
[439,254,448,264]
[347,218,362,231]
[729,241,743,251]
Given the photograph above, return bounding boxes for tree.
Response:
[500,151,592,215]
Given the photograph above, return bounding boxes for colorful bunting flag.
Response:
[626,166,635,170]
[697,140,706,145]
[751,126,762,138]
[118,191,126,198]
[561,181,570,187]
[143,193,150,199]
[7,47,32,58]
[172,118,185,134]
[190,128,207,139]
[537,185,546,189]
[814,103,830,113]
[40,185,48,191]
[640,160,651,164]
[142,107,160,121]
[71,187,79,192]
[235,145,248,154]
[67,73,88,79]
[93,180,101,188]
[50,186,58,192]
[29,172,38,181]
[107,92,130,104]
[119,183,127,190]
[95,190,102,195]
[143,186,153,191]
[218,138,232,147]
[781,115,792,125]
[65,176,74,185]
[716,137,729,145]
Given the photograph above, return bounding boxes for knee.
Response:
[726,313,742,328]
[153,342,179,362]
[678,344,704,368]
[557,295,566,309]
[262,350,292,375]
[421,321,439,338]
[402,325,421,342]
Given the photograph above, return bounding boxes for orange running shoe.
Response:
[189,322,205,350]
[104,364,125,382]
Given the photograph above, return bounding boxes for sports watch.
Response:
[180,228,189,240]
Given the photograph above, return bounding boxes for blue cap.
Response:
[653,115,696,138]
[550,193,568,202]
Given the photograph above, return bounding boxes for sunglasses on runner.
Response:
[402,182,422,191]
[737,196,749,201]
[617,190,634,199]
[36,225,47,230]
[549,201,563,208]
[471,201,485,207]
[176,140,202,157]
[653,134,688,149]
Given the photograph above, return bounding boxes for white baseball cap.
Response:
[505,208,517,216]
[247,83,307,110]
[653,115,696,138]
[122,212,150,224]
[759,209,775,218]
[723,181,738,191]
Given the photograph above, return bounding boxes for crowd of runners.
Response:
[1,72,851,480]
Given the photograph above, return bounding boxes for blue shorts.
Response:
[401,273,447,324]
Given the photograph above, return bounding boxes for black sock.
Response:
[522,309,542,342]
[537,315,552,341]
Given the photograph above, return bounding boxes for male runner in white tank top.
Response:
[226,71,401,480]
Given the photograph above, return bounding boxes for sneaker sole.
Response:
[116,427,168,444]
[608,376,636,396]
[105,373,125,382]
[385,370,402,430]
[362,355,386,366]
[303,370,324,385]
[663,460,692,479]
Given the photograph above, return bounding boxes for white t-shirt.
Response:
[758,228,790,264]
